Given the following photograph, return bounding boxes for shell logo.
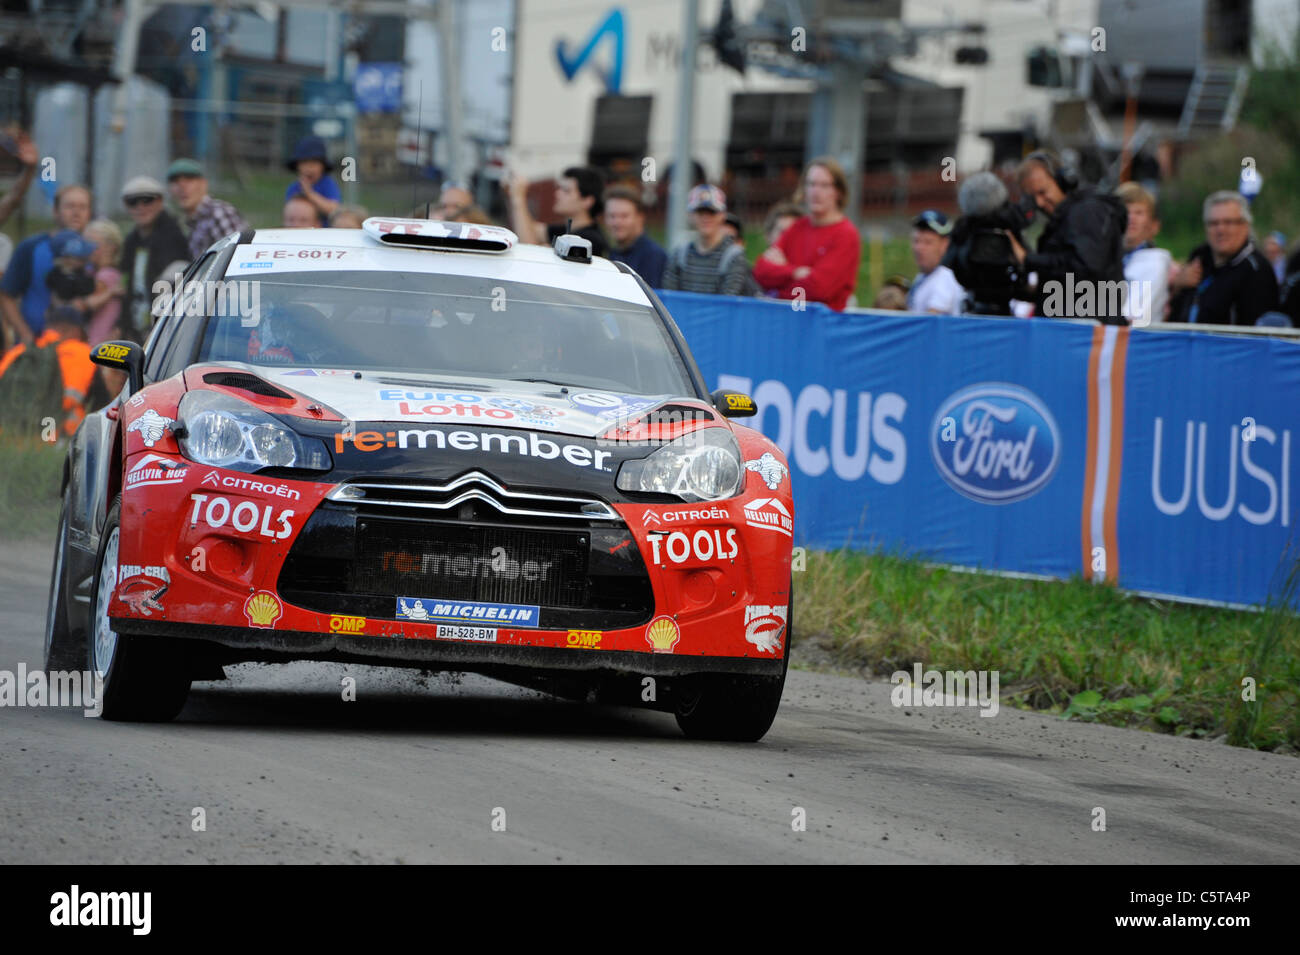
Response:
[645,615,680,653]
[244,590,283,629]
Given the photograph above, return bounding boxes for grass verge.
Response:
[0,435,65,541]
[792,549,1300,753]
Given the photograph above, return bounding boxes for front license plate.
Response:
[435,625,498,643]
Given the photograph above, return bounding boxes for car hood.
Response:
[214,364,696,440]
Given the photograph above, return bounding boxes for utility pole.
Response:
[806,59,867,224]
[438,0,465,186]
[666,0,699,250]
[106,0,147,201]
[737,2,985,225]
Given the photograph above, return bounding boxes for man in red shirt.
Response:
[754,157,861,310]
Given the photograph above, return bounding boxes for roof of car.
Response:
[231,226,651,306]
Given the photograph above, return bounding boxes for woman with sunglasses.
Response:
[119,176,192,339]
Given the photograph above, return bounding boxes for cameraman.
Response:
[1007,152,1128,325]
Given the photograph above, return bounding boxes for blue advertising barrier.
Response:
[658,290,1300,608]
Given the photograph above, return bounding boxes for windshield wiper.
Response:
[514,378,573,392]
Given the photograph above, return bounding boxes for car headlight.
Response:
[616,428,743,502]
[177,389,330,472]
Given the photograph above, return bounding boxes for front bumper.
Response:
[112,452,792,663]
[115,617,786,679]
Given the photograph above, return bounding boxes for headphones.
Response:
[1024,150,1079,193]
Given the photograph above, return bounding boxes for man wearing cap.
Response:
[662,184,757,297]
[0,183,93,348]
[907,210,964,314]
[119,175,191,338]
[284,135,341,226]
[167,158,249,261]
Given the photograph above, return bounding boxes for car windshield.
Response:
[197,269,697,397]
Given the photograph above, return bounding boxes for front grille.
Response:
[353,519,588,608]
[327,473,619,522]
[278,486,656,629]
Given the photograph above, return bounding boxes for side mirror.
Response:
[91,339,145,394]
[712,389,757,418]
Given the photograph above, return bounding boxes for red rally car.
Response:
[44,219,795,740]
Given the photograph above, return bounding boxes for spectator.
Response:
[0,183,93,347]
[0,304,94,437]
[906,210,964,314]
[430,181,476,220]
[662,184,757,297]
[329,205,368,229]
[505,165,609,256]
[1114,182,1173,325]
[721,211,763,296]
[1168,191,1278,326]
[1263,231,1287,284]
[1276,264,1300,327]
[604,185,667,288]
[753,156,861,311]
[453,205,494,225]
[119,175,190,339]
[1007,151,1128,324]
[44,231,97,312]
[167,158,249,261]
[723,212,744,244]
[81,219,125,347]
[0,127,38,229]
[282,195,318,229]
[873,287,908,310]
[284,136,341,225]
[763,201,802,248]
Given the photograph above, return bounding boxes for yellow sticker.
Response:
[566,629,601,648]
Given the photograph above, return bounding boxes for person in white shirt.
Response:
[1115,182,1172,326]
[907,210,965,314]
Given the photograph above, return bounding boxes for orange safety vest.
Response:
[0,330,96,435]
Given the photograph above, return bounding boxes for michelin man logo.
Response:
[398,598,430,621]
[127,409,175,447]
[745,452,788,490]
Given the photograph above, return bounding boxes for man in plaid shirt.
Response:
[166,159,250,261]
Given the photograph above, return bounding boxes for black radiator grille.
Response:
[351,519,589,608]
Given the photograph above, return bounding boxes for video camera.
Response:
[943,173,1038,316]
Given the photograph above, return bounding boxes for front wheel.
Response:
[674,672,787,742]
[44,488,83,671]
[88,497,191,722]
[675,586,794,742]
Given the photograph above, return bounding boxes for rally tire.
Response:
[88,497,191,722]
[43,489,83,672]
[674,583,794,742]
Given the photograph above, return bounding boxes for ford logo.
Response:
[930,383,1060,504]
